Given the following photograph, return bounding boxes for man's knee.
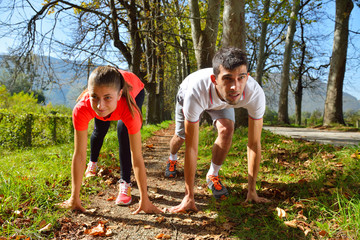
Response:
[216,119,234,137]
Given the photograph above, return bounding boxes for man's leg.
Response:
[210,118,234,168]
[206,109,235,199]
[165,99,185,178]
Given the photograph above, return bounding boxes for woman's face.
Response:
[88,83,122,118]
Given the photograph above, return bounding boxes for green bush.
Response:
[0,110,73,149]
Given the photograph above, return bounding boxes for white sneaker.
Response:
[85,161,98,178]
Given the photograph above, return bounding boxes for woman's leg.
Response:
[90,118,111,163]
[117,89,145,183]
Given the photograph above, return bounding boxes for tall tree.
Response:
[2,0,193,123]
[189,0,221,69]
[323,0,354,126]
[221,0,248,128]
[255,0,270,87]
[277,0,301,124]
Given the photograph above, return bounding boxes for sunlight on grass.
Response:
[0,121,172,239]
[196,124,360,239]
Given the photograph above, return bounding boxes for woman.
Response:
[58,66,161,214]
[85,69,145,206]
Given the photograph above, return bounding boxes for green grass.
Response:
[1,121,359,239]
[0,121,172,239]
[197,124,360,239]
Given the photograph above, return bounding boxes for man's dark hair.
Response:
[212,47,248,76]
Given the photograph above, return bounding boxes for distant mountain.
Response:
[1,54,359,113]
[0,54,89,108]
[262,73,360,115]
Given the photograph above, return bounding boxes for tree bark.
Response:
[189,0,221,69]
[278,0,300,125]
[323,0,353,126]
[255,0,270,87]
[222,0,247,128]
[294,12,306,126]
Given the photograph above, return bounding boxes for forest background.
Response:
[0,0,360,128]
[1,1,360,239]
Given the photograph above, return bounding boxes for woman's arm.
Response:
[57,129,88,211]
[129,131,162,214]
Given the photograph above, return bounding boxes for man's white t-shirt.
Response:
[178,68,266,122]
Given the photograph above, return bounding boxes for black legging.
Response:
[89,89,145,183]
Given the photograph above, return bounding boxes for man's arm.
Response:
[184,120,199,199]
[246,117,269,203]
[169,119,199,212]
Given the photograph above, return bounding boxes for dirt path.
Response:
[55,124,233,240]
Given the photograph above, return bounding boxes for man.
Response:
[165,47,269,213]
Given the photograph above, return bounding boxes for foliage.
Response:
[0,52,49,103]
[197,125,360,239]
[0,110,73,149]
[0,86,73,149]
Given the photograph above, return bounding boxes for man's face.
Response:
[212,64,249,105]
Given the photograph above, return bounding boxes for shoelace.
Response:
[208,175,224,190]
[168,160,177,171]
[120,182,131,195]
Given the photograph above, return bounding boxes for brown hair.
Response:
[212,47,248,77]
[77,66,142,121]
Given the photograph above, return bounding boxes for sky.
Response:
[0,1,359,100]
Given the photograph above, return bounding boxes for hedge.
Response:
[0,110,73,149]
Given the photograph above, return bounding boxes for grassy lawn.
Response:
[197,124,360,239]
[0,120,172,239]
[1,120,359,239]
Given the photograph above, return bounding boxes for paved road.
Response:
[263,126,360,147]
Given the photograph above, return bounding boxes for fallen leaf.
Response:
[14,210,23,218]
[284,219,297,228]
[319,230,328,236]
[163,234,171,239]
[107,196,116,201]
[146,144,154,149]
[86,208,97,213]
[294,202,304,209]
[155,233,164,239]
[322,153,335,160]
[350,151,360,159]
[155,216,165,223]
[276,207,287,218]
[39,220,47,228]
[97,191,105,196]
[39,223,52,232]
[105,228,112,236]
[144,225,152,229]
[84,222,107,236]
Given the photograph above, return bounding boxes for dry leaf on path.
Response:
[276,207,287,218]
[39,223,52,232]
[84,221,107,236]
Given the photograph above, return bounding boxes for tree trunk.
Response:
[189,0,221,69]
[294,13,306,126]
[255,0,270,87]
[323,0,353,126]
[278,0,300,125]
[222,0,247,128]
